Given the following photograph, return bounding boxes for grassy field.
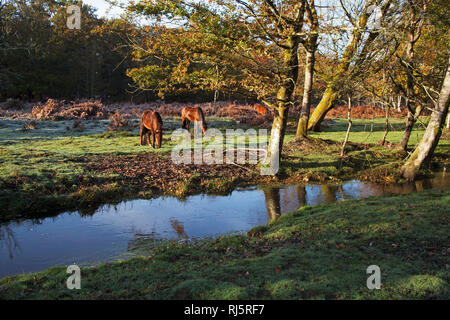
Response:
[0,116,448,222]
[1,187,448,299]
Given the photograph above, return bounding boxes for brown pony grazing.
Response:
[254,103,268,116]
[140,110,163,148]
[181,107,207,134]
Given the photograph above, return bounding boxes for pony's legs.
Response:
[152,131,156,148]
[141,124,152,146]
[146,131,151,146]
[140,123,145,145]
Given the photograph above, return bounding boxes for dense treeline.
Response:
[0,0,256,102]
[0,0,136,100]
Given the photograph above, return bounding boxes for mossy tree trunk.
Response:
[401,58,450,181]
[307,13,371,131]
[307,86,340,132]
[399,103,424,149]
[265,3,305,173]
[400,111,415,149]
[265,49,298,172]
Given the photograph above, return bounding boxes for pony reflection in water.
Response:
[181,107,207,134]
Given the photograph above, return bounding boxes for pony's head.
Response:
[155,129,162,148]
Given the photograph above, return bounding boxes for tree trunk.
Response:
[296,1,318,138]
[399,110,415,149]
[399,36,416,150]
[379,104,389,145]
[296,45,316,138]
[340,96,352,156]
[264,4,303,173]
[265,102,290,174]
[400,104,424,149]
[397,95,402,112]
[401,59,450,181]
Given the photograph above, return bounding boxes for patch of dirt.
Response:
[84,144,382,198]
[85,153,260,195]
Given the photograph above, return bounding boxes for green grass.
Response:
[1,188,448,299]
[306,118,430,145]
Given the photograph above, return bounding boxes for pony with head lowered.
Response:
[140,110,163,148]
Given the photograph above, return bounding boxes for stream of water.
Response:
[1,176,448,278]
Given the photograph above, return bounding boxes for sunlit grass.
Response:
[282,117,431,146]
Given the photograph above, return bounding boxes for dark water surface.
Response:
[1,176,449,278]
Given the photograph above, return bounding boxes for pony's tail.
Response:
[198,108,207,131]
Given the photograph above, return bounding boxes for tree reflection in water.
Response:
[0,224,20,259]
[264,185,307,222]
[263,188,281,221]
[321,185,338,204]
